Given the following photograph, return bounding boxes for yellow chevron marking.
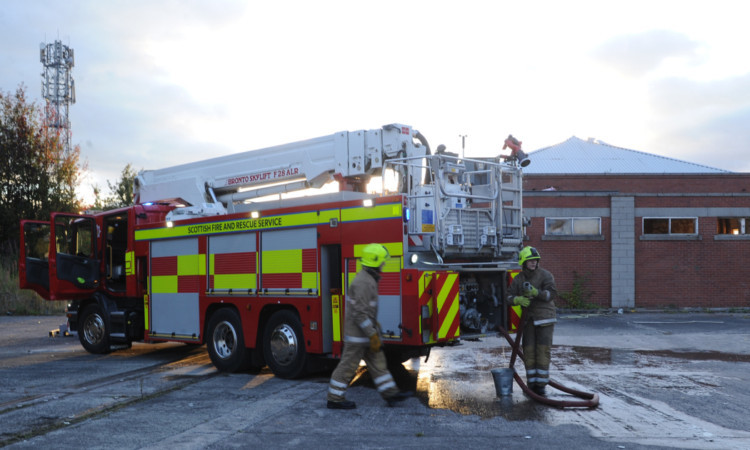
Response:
[437,273,459,339]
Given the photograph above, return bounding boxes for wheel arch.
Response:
[202,302,301,347]
[203,302,241,345]
[256,303,302,345]
[202,302,304,371]
[70,293,112,333]
[261,305,308,379]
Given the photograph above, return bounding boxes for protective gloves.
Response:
[369,334,382,353]
[513,296,530,308]
[523,285,539,298]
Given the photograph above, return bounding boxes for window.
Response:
[717,218,748,235]
[643,217,697,235]
[24,223,51,260]
[54,216,95,257]
[545,217,601,235]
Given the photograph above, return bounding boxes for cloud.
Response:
[649,74,750,115]
[651,106,750,172]
[4,0,750,203]
[591,29,701,77]
[647,73,750,172]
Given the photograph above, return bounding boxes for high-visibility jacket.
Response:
[343,267,380,344]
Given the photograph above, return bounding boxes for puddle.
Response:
[633,349,750,363]
[415,342,750,421]
[416,366,549,420]
[376,331,750,448]
[557,346,750,366]
[338,341,750,424]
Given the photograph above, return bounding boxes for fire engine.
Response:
[19,123,526,378]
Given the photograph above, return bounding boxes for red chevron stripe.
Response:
[436,274,459,334]
[444,301,460,339]
[509,306,521,331]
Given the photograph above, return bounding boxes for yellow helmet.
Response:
[361,243,390,268]
[518,246,540,266]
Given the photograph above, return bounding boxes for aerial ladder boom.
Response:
[133,122,525,261]
[134,124,427,219]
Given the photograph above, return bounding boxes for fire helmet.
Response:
[518,246,541,267]
[361,243,390,268]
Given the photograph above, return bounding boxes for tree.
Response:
[91,163,139,210]
[0,85,83,248]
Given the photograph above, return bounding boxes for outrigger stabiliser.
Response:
[498,313,600,409]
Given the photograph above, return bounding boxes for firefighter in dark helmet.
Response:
[327,243,413,409]
[507,246,558,396]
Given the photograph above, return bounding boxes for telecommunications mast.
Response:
[40,40,76,154]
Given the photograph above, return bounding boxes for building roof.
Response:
[523,136,732,175]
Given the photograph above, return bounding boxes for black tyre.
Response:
[384,347,411,365]
[206,308,252,373]
[263,310,307,379]
[385,347,419,391]
[78,304,111,354]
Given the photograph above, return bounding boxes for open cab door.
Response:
[20,214,100,301]
[19,220,52,299]
[49,213,100,300]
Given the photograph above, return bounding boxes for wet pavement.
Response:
[3,311,750,449]
[416,311,750,449]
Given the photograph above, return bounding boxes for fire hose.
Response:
[499,311,599,408]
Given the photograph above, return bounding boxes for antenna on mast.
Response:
[40,39,76,155]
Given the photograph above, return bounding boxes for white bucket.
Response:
[491,368,514,396]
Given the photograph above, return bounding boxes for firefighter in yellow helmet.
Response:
[327,243,413,409]
[507,246,558,397]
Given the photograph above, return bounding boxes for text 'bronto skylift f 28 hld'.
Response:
[19,123,528,378]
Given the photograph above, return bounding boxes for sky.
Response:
[3,0,750,204]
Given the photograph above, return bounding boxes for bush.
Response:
[558,271,596,309]
[0,244,66,315]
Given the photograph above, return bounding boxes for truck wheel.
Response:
[78,304,111,354]
[206,308,251,373]
[263,310,307,379]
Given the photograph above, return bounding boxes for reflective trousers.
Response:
[522,322,554,389]
[327,343,399,402]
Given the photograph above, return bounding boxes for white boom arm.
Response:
[134,124,428,218]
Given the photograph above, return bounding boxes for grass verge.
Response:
[0,246,66,315]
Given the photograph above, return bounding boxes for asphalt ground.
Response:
[1,311,749,449]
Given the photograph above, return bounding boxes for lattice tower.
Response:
[40,40,76,154]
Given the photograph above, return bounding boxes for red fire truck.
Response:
[19,124,526,378]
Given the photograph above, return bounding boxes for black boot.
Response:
[327,400,356,409]
[532,385,547,397]
[386,391,414,407]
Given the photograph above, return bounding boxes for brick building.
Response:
[521,137,750,310]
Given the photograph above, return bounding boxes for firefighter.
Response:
[507,246,558,397]
[327,243,413,409]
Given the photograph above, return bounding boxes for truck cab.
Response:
[20,203,174,351]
